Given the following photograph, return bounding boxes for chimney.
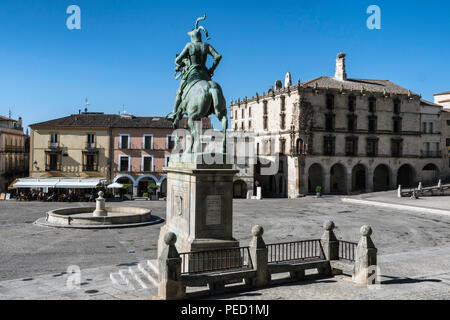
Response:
[274,80,282,91]
[284,72,292,88]
[335,53,347,81]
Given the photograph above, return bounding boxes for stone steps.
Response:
[110,259,159,291]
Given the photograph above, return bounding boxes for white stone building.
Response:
[230,53,447,198]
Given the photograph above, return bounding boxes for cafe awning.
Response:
[12,178,106,189]
[107,182,123,189]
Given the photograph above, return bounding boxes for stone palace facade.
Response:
[230,53,447,198]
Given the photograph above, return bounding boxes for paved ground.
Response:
[0,194,449,299]
[349,190,450,211]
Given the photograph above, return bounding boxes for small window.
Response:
[263,101,268,115]
[391,140,402,157]
[119,156,129,172]
[422,122,427,133]
[143,135,153,149]
[368,116,377,133]
[348,95,356,112]
[120,135,129,149]
[347,115,356,132]
[446,138,450,147]
[281,96,286,112]
[393,117,402,133]
[263,116,268,130]
[325,114,334,131]
[51,133,58,143]
[326,94,334,110]
[369,97,376,113]
[280,114,286,130]
[429,122,434,134]
[249,107,252,117]
[394,99,401,114]
[366,139,378,157]
[345,137,358,156]
[323,136,335,156]
[142,156,153,172]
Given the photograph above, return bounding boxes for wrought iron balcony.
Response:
[0,145,27,153]
[83,164,98,172]
[48,141,60,149]
[85,142,97,150]
[45,163,61,172]
[421,150,442,158]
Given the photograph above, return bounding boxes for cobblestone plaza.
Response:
[0,194,448,299]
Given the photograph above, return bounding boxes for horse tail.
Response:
[209,82,226,118]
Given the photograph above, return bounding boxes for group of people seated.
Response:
[15,190,100,202]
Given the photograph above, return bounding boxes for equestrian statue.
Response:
[166,14,228,154]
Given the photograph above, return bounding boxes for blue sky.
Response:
[0,0,449,130]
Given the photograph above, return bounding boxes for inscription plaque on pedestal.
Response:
[205,195,222,225]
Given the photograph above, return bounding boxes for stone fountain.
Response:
[35,191,163,229]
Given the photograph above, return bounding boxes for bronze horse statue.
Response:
[167,14,228,154]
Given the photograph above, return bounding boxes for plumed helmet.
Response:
[188,14,211,42]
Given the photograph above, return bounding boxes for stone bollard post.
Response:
[354,225,378,285]
[321,221,339,261]
[397,185,402,198]
[157,232,185,300]
[249,225,269,287]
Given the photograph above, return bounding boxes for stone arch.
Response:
[421,163,440,185]
[113,174,136,185]
[135,174,158,197]
[330,163,347,194]
[308,163,324,193]
[373,164,390,191]
[114,174,135,195]
[159,176,167,197]
[352,164,367,192]
[233,180,247,199]
[135,174,159,186]
[397,164,416,188]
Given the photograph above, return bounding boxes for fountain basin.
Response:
[35,206,163,229]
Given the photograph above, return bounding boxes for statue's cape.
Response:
[181,64,211,100]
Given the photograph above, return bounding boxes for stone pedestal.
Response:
[158,153,240,256]
[93,191,107,217]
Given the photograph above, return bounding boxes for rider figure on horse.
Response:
[166,14,222,128]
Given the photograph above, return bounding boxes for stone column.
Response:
[320,221,339,261]
[346,171,353,194]
[391,171,397,190]
[367,169,374,193]
[157,232,185,300]
[132,185,138,198]
[354,225,378,285]
[324,173,331,194]
[249,225,269,286]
